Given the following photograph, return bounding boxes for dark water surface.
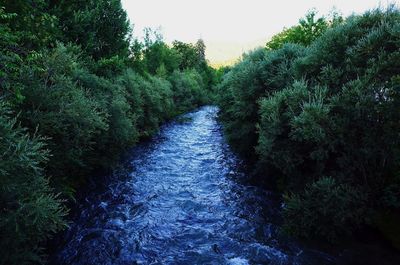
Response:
[50,106,336,265]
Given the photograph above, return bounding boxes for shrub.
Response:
[169,69,207,113]
[17,44,108,188]
[0,101,67,265]
[256,81,310,187]
[294,7,400,90]
[73,68,138,167]
[217,48,266,156]
[283,177,368,242]
[117,70,175,138]
[218,45,305,157]
[219,7,400,242]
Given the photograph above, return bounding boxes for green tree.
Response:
[0,7,23,101]
[266,10,342,50]
[195,38,206,62]
[143,41,181,75]
[50,0,130,59]
[172,40,198,70]
[1,0,60,50]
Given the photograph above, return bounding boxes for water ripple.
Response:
[51,106,335,265]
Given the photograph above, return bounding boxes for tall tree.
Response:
[141,29,180,74]
[265,10,342,50]
[50,0,131,59]
[1,0,60,50]
[195,38,206,62]
[172,40,197,70]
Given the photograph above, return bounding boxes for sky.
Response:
[121,0,395,65]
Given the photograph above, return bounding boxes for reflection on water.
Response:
[50,106,335,265]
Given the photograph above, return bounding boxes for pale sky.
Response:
[121,0,395,65]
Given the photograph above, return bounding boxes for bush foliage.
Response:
[0,1,217,263]
[218,7,400,243]
[0,103,66,264]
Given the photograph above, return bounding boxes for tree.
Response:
[195,38,206,62]
[141,32,181,75]
[0,7,23,101]
[1,0,60,50]
[50,0,130,59]
[172,40,197,70]
[266,10,342,50]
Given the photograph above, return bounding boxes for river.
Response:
[50,106,336,265]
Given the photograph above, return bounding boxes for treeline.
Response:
[0,1,217,264]
[218,8,400,245]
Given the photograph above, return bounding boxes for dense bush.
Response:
[0,102,66,265]
[217,48,266,156]
[17,45,108,189]
[169,69,208,113]
[140,74,175,136]
[218,44,305,157]
[218,7,400,243]
[257,81,311,186]
[73,67,139,168]
[283,177,368,242]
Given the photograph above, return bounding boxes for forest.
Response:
[1,0,400,264]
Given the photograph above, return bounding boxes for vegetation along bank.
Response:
[0,1,219,264]
[217,7,400,248]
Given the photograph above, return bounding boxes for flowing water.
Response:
[50,106,336,265]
